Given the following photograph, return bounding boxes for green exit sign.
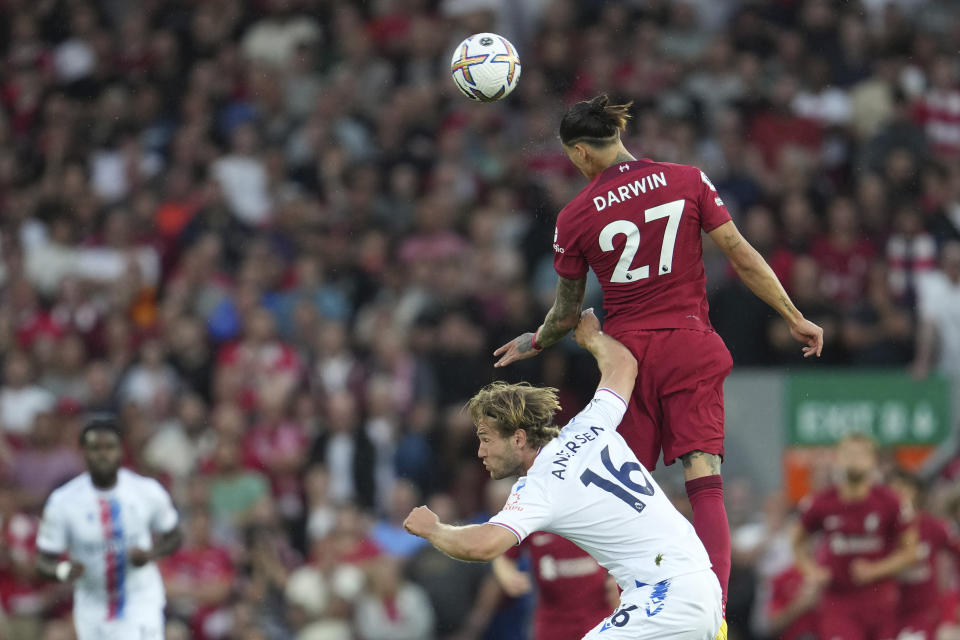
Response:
[785,372,952,446]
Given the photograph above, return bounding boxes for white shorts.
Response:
[582,569,726,640]
[75,612,164,640]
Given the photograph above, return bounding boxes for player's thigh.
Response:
[657,331,732,467]
[582,571,723,640]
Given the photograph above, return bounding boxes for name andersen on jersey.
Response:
[551,425,605,480]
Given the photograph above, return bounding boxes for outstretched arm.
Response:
[494,276,586,367]
[708,221,823,358]
[573,308,637,401]
[403,506,518,562]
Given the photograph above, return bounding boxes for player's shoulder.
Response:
[802,485,838,510]
[119,468,169,495]
[870,484,902,508]
[45,472,91,505]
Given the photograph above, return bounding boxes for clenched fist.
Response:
[403,505,439,539]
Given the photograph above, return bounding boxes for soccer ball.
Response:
[450,33,521,102]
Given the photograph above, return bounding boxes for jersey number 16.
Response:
[599,199,685,284]
[581,445,655,514]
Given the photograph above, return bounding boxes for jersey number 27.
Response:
[599,199,684,283]
[581,445,655,514]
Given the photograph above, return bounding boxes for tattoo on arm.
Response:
[537,277,586,349]
[680,450,722,475]
[514,332,537,355]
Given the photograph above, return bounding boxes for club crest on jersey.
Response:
[593,173,667,212]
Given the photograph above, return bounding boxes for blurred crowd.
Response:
[0,0,959,639]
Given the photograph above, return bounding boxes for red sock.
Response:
[685,475,730,609]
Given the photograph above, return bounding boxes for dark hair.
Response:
[79,415,122,447]
[559,94,633,146]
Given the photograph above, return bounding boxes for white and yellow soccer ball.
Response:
[450,33,521,102]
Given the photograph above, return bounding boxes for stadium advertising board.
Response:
[785,372,952,447]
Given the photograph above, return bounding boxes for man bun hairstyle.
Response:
[79,414,122,447]
[559,94,633,146]
[467,381,561,449]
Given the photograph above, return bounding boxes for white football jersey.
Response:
[489,388,711,590]
[36,468,179,624]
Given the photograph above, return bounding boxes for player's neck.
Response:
[838,479,872,501]
[90,472,119,490]
[589,146,636,179]
[520,446,542,475]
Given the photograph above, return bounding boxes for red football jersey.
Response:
[553,160,732,337]
[505,532,610,640]
[898,512,959,615]
[800,484,911,593]
[768,566,819,640]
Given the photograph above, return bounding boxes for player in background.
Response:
[792,434,918,640]
[492,531,619,640]
[888,469,960,640]
[35,417,182,640]
[493,94,824,604]
[405,309,726,640]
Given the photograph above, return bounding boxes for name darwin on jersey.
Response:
[593,172,668,212]
[551,425,605,479]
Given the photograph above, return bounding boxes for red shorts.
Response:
[615,329,732,469]
[819,585,899,640]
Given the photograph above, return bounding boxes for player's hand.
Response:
[573,308,601,348]
[849,558,877,586]
[493,332,541,368]
[403,505,440,540]
[790,318,824,358]
[498,569,533,597]
[801,563,831,587]
[66,561,85,581]
[128,548,152,567]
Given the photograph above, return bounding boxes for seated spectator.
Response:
[161,510,235,640]
[809,197,877,309]
[370,480,428,559]
[0,351,55,442]
[912,240,960,377]
[309,391,376,510]
[10,410,83,512]
[843,262,914,366]
[354,555,435,640]
[207,438,272,541]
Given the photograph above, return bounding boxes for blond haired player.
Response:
[404,310,726,639]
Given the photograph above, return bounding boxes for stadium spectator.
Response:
[913,240,960,377]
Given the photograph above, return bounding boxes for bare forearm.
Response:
[732,248,803,326]
[428,524,498,562]
[151,528,183,560]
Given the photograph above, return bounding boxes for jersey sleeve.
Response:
[562,388,628,434]
[798,493,825,534]
[487,478,553,545]
[695,169,732,232]
[552,217,589,280]
[145,479,180,534]
[36,493,68,555]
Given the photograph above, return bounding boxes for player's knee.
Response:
[680,450,722,479]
